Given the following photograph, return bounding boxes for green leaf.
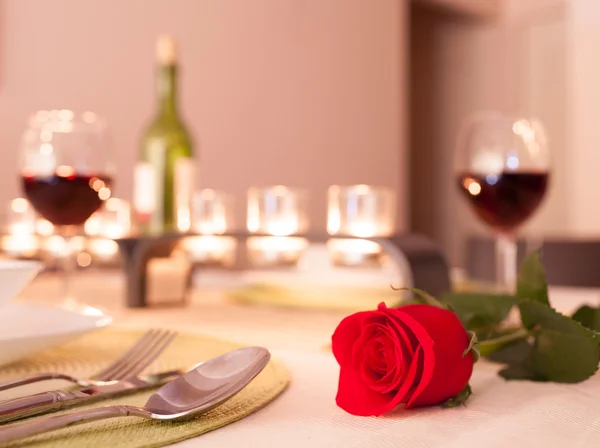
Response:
[530,329,600,382]
[519,300,595,336]
[441,292,516,330]
[498,362,537,381]
[516,249,549,306]
[515,300,600,382]
[572,305,600,332]
[441,384,472,408]
[463,331,480,362]
[490,339,538,380]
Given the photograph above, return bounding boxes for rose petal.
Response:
[363,329,400,392]
[369,345,425,415]
[336,324,396,416]
[356,308,428,413]
[331,310,375,366]
[355,321,387,387]
[372,304,418,393]
[336,365,395,416]
[398,305,474,408]
[373,325,410,394]
[366,334,388,373]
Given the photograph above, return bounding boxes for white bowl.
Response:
[0,303,111,367]
[0,260,42,307]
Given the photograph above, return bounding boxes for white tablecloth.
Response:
[21,274,600,447]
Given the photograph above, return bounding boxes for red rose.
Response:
[332,302,474,416]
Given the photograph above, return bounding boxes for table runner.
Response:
[0,329,290,448]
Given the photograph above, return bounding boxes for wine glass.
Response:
[455,112,550,292]
[19,110,113,302]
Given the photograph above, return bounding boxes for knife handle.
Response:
[0,373,82,392]
[0,390,86,424]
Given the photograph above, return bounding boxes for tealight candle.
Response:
[182,235,237,266]
[327,185,396,266]
[35,219,54,236]
[246,186,308,266]
[83,198,131,264]
[1,235,39,258]
[247,236,308,266]
[181,189,236,265]
[2,198,39,257]
[87,238,119,261]
[85,198,131,239]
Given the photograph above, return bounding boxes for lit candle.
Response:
[83,198,130,262]
[87,238,119,261]
[246,186,308,266]
[43,235,85,257]
[327,185,396,266]
[326,238,382,266]
[181,190,236,265]
[182,235,237,265]
[2,198,39,257]
[247,236,308,266]
[1,235,39,258]
[193,189,229,235]
[36,219,54,236]
[85,198,131,239]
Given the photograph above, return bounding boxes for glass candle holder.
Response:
[247,186,307,235]
[85,237,120,263]
[85,198,131,239]
[246,186,308,266]
[82,198,131,265]
[327,185,396,266]
[35,218,54,236]
[192,189,231,235]
[182,189,236,265]
[2,198,39,258]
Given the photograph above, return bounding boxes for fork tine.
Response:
[92,330,160,381]
[97,330,168,381]
[111,331,178,380]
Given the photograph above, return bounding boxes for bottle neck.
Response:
[156,64,179,120]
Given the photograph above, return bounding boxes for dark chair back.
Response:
[466,236,600,287]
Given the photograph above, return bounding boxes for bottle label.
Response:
[174,157,194,232]
[134,162,158,222]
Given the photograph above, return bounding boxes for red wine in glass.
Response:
[22,168,112,226]
[457,171,549,234]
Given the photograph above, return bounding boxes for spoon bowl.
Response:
[0,346,271,443]
[143,345,270,419]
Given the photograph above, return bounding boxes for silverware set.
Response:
[0,329,271,444]
[0,329,177,392]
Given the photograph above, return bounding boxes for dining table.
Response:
[16,268,600,448]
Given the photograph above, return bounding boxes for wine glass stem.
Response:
[496,234,517,293]
[59,228,77,301]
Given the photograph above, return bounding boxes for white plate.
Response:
[0,302,111,367]
[0,260,42,308]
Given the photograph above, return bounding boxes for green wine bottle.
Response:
[135,35,195,235]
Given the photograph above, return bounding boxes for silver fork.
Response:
[0,329,177,392]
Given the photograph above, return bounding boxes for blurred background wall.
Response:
[2,0,600,267]
[0,0,407,232]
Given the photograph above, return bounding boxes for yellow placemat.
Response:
[0,329,290,448]
[227,282,404,312]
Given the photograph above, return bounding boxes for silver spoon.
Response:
[0,346,271,444]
